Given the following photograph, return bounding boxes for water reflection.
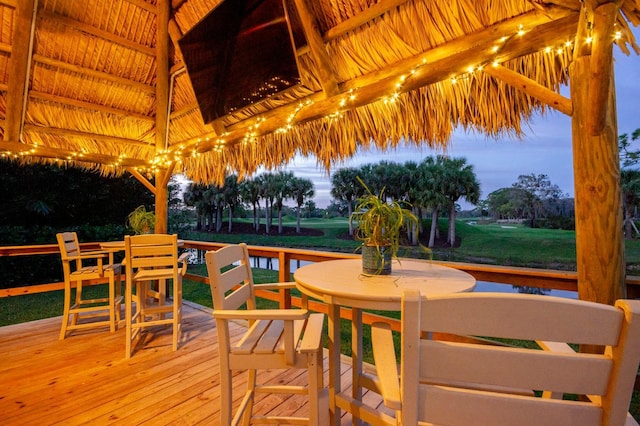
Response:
[184,248,577,299]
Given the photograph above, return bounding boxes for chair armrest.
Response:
[254,282,297,291]
[299,313,325,353]
[213,309,309,321]
[76,250,109,259]
[371,321,401,410]
[177,252,190,275]
[70,250,109,260]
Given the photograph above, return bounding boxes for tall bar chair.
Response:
[56,232,122,340]
[124,233,189,358]
[205,243,328,425]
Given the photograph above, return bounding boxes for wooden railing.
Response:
[3,239,639,391]
[4,239,640,328]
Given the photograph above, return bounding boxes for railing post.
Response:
[279,250,292,309]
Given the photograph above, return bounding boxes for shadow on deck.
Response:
[0,301,385,425]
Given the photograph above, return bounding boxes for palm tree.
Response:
[222,174,239,232]
[183,183,208,230]
[415,157,448,248]
[273,171,294,234]
[261,172,278,234]
[239,177,263,231]
[400,161,421,244]
[330,167,359,236]
[290,177,315,233]
[439,157,480,247]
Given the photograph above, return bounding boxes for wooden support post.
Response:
[569,1,625,305]
[155,0,170,234]
[155,171,168,234]
[5,0,36,142]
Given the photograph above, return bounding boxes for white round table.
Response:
[294,258,476,425]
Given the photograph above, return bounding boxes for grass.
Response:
[186,217,640,273]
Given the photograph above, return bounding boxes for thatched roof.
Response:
[1,0,639,185]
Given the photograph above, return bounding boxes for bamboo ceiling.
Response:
[0,0,639,185]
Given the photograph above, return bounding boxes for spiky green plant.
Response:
[350,177,419,261]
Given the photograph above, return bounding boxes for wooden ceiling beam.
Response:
[0,141,149,167]
[483,64,573,116]
[325,0,412,42]
[175,10,578,155]
[4,0,36,143]
[39,10,156,57]
[126,167,156,194]
[33,54,155,94]
[293,0,340,97]
[0,0,16,8]
[29,91,154,122]
[123,0,157,14]
[22,123,153,148]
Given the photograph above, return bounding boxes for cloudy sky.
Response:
[280,28,640,210]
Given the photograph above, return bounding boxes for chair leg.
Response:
[172,277,182,351]
[308,351,323,426]
[220,368,233,425]
[108,270,116,333]
[243,369,257,424]
[115,268,122,327]
[125,278,133,359]
[71,282,82,326]
[59,280,72,340]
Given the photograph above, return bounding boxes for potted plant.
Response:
[127,205,155,234]
[350,178,419,275]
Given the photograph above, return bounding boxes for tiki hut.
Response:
[1,0,639,304]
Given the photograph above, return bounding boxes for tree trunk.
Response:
[265,200,271,234]
[428,209,438,248]
[296,204,302,233]
[253,204,259,231]
[411,206,419,245]
[228,207,233,232]
[624,198,634,239]
[448,204,456,247]
[347,198,354,236]
[216,208,222,233]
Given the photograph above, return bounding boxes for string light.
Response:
[7,20,630,171]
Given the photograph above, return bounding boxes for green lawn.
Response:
[185,217,640,273]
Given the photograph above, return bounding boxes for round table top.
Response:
[294,258,476,310]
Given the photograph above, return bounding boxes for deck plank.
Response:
[0,301,385,425]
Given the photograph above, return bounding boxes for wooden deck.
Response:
[0,301,386,425]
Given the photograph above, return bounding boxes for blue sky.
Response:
[282,29,640,210]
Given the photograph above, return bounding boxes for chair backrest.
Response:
[205,243,256,312]
[56,231,89,275]
[400,290,640,426]
[124,234,182,278]
[57,231,81,262]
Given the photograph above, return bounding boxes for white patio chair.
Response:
[368,290,640,426]
[56,231,122,340]
[205,243,328,425]
[124,233,189,358]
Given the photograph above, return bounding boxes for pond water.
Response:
[186,249,577,299]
